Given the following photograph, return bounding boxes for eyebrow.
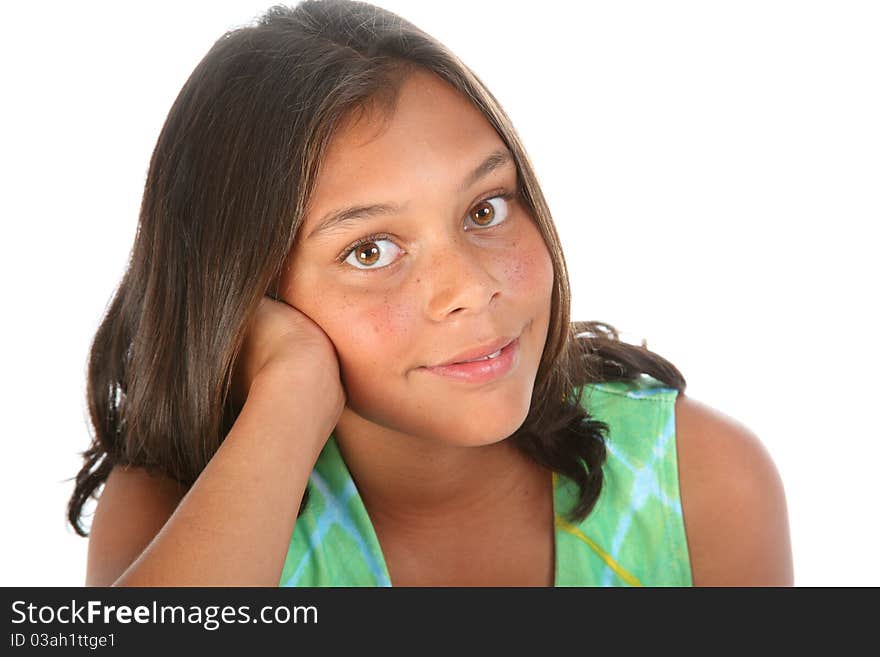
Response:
[306,147,514,240]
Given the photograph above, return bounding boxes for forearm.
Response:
[112,371,333,586]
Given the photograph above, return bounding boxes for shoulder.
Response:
[673,393,794,585]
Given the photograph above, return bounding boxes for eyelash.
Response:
[335,189,517,268]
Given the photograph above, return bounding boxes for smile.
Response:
[418,337,520,384]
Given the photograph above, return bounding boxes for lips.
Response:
[420,337,520,384]
[428,335,517,368]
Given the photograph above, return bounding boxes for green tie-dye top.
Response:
[279,374,693,587]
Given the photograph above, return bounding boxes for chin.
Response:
[441,402,532,448]
[340,354,539,446]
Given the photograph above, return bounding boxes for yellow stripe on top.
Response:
[552,472,643,587]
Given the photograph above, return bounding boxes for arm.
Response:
[674,394,794,586]
[86,369,336,587]
[85,465,187,586]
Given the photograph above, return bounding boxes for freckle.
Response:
[505,257,530,285]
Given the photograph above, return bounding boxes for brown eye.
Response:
[342,236,403,270]
[464,194,512,231]
[470,200,495,226]
[355,242,380,266]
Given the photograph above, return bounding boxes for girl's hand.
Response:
[230,296,346,421]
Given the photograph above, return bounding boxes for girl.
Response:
[69,0,793,586]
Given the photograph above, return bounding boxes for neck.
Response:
[332,407,546,533]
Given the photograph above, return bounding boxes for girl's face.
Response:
[281,69,554,447]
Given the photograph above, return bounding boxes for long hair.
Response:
[68,0,685,536]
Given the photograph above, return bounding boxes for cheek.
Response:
[330,292,421,426]
[329,292,418,373]
[360,296,415,349]
[282,262,419,390]
[501,226,555,301]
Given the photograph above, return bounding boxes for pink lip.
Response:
[431,335,517,367]
[419,337,520,384]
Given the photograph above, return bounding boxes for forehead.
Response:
[303,70,507,224]
[332,68,498,157]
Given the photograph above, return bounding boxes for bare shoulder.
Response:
[673,393,794,586]
[86,465,188,586]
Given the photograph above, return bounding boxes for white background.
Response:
[2,0,877,586]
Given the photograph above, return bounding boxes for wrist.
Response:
[248,364,343,438]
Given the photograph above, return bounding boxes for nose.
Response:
[423,234,502,321]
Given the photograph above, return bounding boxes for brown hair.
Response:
[67,0,685,537]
